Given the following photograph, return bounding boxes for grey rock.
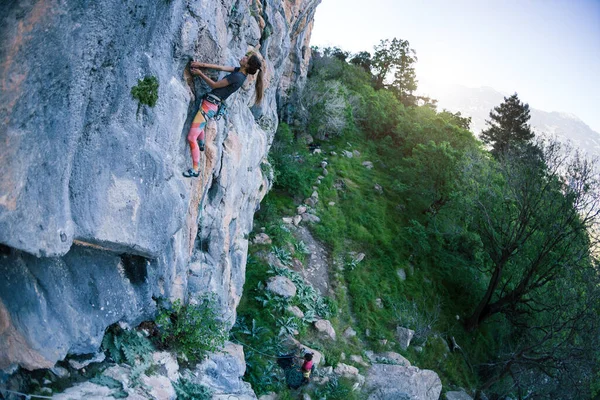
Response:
[297,205,308,214]
[191,342,257,399]
[304,197,318,207]
[301,213,321,224]
[353,150,361,157]
[0,0,320,372]
[342,150,354,158]
[314,319,336,340]
[366,364,442,400]
[374,184,384,193]
[258,393,278,400]
[334,363,360,378]
[396,326,415,350]
[293,215,302,226]
[397,268,407,281]
[287,305,305,319]
[68,352,106,370]
[375,298,384,309]
[373,352,411,367]
[253,233,272,245]
[446,391,473,400]
[321,161,328,168]
[362,161,374,169]
[343,327,357,338]
[350,355,369,367]
[328,202,335,206]
[311,190,319,199]
[51,366,70,379]
[266,276,297,298]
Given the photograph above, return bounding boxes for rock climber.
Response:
[183,51,264,178]
[301,352,314,384]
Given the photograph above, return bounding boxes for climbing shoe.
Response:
[198,139,205,152]
[182,168,200,178]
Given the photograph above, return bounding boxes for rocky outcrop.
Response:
[365,364,442,400]
[0,0,321,371]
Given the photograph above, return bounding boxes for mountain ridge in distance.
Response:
[418,83,600,158]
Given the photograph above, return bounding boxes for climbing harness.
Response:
[201,93,228,121]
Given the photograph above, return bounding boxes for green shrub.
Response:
[101,325,154,383]
[173,378,213,400]
[155,294,227,363]
[131,76,159,114]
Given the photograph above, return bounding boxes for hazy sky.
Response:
[310,0,600,133]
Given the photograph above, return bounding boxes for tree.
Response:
[371,38,418,106]
[463,140,600,332]
[480,93,535,156]
[349,51,372,73]
[474,263,600,399]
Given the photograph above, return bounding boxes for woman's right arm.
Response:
[190,61,235,72]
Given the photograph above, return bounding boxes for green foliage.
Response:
[269,123,317,197]
[314,376,364,400]
[480,93,534,156]
[90,376,128,398]
[173,378,213,400]
[101,325,154,383]
[131,76,159,108]
[155,294,227,363]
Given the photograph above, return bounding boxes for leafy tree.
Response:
[474,263,600,399]
[480,93,534,156]
[371,38,418,106]
[349,51,372,73]
[463,139,600,332]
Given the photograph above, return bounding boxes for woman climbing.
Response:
[182,51,264,178]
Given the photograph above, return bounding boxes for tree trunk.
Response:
[464,254,509,331]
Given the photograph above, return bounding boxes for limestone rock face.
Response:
[0,0,321,371]
[365,364,442,400]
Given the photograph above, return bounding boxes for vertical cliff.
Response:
[0,0,321,371]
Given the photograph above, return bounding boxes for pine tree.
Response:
[480,93,534,156]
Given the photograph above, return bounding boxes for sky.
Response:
[310,0,600,133]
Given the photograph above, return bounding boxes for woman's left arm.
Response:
[190,68,231,89]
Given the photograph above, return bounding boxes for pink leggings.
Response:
[187,99,218,168]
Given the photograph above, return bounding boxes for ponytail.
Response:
[247,54,264,105]
[254,68,264,105]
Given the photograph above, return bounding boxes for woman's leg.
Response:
[187,109,207,171]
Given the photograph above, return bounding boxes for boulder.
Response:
[68,352,106,370]
[192,342,257,399]
[321,161,328,168]
[397,268,407,281]
[343,327,357,338]
[301,213,321,224]
[314,319,336,340]
[350,355,369,367]
[362,161,374,169]
[297,205,307,215]
[446,391,473,400]
[253,233,272,245]
[396,326,415,350]
[287,305,305,319]
[304,197,318,207]
[266,276,297,298]
[342,150,353,158]
[334,363,360,379]
[365,364,442,400]
[293,215,302,226]
[353,150,361,157]
[374,184,384,194]
[366,351,411,367]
